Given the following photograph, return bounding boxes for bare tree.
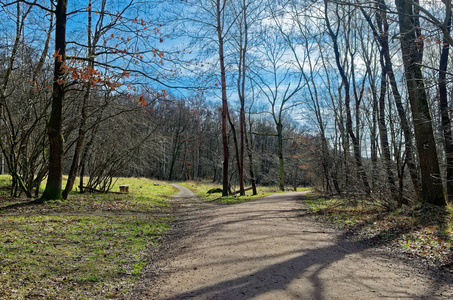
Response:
[324,0,371,195]
[250,23,305,191]
[0,1,52,197]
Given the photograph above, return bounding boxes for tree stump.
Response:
[119,185,129,193]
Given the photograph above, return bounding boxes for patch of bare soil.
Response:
[127,185,453,300]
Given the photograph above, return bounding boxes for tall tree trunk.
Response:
[378,52,398,203]
[41,0,67,201]
[395,0,446,206]
[236,0,248,196]
[245,118,257,195]
[227,112,243,194]
[216,0,229,196]
[277,122,285,191]
[370,74,378,192]
[360,12,397,202]
[62,86,89,199]
[439,8,453,202]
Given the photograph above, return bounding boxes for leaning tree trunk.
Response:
[395,0,446,206]
[227,112,244,195]
[62,84,89,199]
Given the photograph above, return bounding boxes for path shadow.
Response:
[166,236,450,300]
[159,193,452,300]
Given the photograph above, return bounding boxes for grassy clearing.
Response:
[304,194,453,268]
[0,175,177,299]
[181,181,310,204]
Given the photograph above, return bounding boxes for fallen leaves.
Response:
[307,198,453,269]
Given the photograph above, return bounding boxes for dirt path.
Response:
[128,184,453,300]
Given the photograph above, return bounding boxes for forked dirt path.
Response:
[128,184,453,300]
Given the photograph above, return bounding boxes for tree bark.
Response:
[227,112,243,194]
[245,118,257,195]
[376,1,420,202]
[236,0,248,196]
[40,0,67,201]
[395,0,446,206]
[378,52,398,203]
[277,122,285,191]
[216,0,229,196]
[438,7,453,202]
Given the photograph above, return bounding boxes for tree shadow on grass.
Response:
[0,197,45,211]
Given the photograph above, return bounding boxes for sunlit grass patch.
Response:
[0,176,177,299]
[0,177,176,214]
[0,174,13,201]
[0,174,11,188]
[0,214,169,298]
[303,195,339,212]
[181,181,310,204]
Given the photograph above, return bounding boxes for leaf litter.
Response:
[305,195,453,272]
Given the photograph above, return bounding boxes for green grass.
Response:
[0,175,177,299]
[304,194,453,268]
[180,181,311,205]
[0,174,12,197]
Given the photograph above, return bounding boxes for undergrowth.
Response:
[304,194,453,269]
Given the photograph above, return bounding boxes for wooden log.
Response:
[231,186,253,195]
[80,186,103,193]
[207,188,223,194]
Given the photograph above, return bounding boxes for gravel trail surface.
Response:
[128,184,452,300]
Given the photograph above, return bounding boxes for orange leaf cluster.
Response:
[61,62,124,91]
[53,50,63,63]
[157,90,166,98]
[67,65,103,85]
[134,95,146,107]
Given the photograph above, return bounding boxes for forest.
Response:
[1,0,453,209]
[3,1,453,299]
